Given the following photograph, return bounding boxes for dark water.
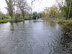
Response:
[0,20,72,54]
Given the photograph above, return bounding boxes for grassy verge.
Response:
[24,16,32,20]
[0,16,31,23]
[0,19,9,23]
[54,17,72,26]
[0,19,24,23]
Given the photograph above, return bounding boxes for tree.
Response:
[56,0,66,17]
[65,0,72,18]
[16,0,30,18]
[33,12,37,19]
[57,0,72,18]
[43,6,59,19]
[5,0,14,19]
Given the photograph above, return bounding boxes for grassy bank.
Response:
[0,16,31,23]
[0,19,9,23]
[24,16,32,20]
[9,19,24,23]
[0,19,24,23]
[54,17,72,26]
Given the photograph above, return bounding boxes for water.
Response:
[0,20,72,54]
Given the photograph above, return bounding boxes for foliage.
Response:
[65,0,72,18]
[42,0,72,20]
[0,19,9,23]
[43,6,59,19]
[5,0,14,19]
[16,0,31,18]
[37,13,43,18]
[57,0,72,19]
[33,12,37,19]
[32,12,43,19]
[0,12,9,19]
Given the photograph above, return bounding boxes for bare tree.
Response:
[5,0,14,19]
[16,0,30,18]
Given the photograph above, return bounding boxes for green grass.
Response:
[9,19,24,23]
[0,19,15,23]
[54,17,72,26]
[24,16,31,20]
[8,19,15,22]
[0,19,24,23]
[0,19,9,23]
[55,17,66,22]
[0,16,31,23]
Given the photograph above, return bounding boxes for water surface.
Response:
[0,20,72,54]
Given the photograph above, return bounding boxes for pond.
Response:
[0,20,72,54]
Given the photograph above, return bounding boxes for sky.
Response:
[0,0,57,14]
[0,0,7,14]
[31,0,57,12]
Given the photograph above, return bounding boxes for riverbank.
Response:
[54,18,72,27]
[0,19,9,23]
[0,17,31,23]
[0,19,24,23]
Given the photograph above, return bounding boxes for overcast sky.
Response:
[0,0,57,14]
[31,0,57,12]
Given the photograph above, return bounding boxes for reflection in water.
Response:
[10,23,14,31]
[22,21,24,24]
[0,20,71,54]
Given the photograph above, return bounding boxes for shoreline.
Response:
[53,18,72,27]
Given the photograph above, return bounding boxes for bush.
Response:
[60,17,66,20]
